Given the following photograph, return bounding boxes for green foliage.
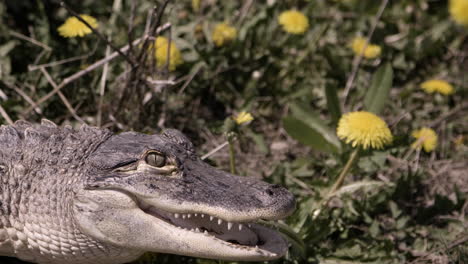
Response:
[364,63,393,115]
[283,103,342,154]
[324,82,342,126]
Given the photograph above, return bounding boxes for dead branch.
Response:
[2,81,42,114]
[9,30,52,51]
[0,104,13,125]
[39,67,86,124]
[21,22,171,116]
[342,0,390,110]
[28,54,90,71]
[429,101,468,128]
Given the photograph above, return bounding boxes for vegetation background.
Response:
[0,0,467,263]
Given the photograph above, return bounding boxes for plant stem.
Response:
[328,148,360,196]
[228,138,236,174]
[342,0,389,110]
[201,141,229,160]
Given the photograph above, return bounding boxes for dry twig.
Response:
[28,54,90,72]
[409,234,468,264]
[39,67,86,124]
[97,0,122,127]
[178,64,204,94]
[22,23,171,116]
[429,101,468,128]
[342,0,390,110]
[2,81,42,114]
[0,88,7,101]
[9,30,52,51]
[201,141,229,160]
[0,105,13,125]
[116,0,172,118]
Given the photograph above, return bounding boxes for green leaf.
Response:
[287,103,342,153]
[334,243,363,258]
[389,201,402,219]
[238,9,267,41]
[364,63,393,114]
[369,220,380,238]
[283,104,342,154]
[283,117,339,154]
[246,129,268,154]
[396,216,410,229]
[325,82,342,126]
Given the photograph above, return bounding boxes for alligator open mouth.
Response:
[138,200,289,259]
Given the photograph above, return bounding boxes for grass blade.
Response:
[364,63,393,114]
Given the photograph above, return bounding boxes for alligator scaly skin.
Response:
[0,121,142,264]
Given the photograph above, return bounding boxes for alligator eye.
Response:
[145,152,166,167]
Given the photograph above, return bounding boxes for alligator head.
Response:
[73,129,295,261]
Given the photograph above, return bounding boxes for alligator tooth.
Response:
[218,219,222,225]
[239,224,243,231]
[187,214,191,218]
[201,214,205,218]
[210,216,214,221]
[182,214,186,219]
[255,245,259,249]
[204,230,208,235]
[248,224,252,228]
[227,222,233,230]
[174,213,180,219]
[194,213,198,217]
[195,228,200,232]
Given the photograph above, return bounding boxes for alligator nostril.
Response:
[265,184,281,196]
[265,188,275,196]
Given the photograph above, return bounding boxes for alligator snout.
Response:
[261,183,296,218]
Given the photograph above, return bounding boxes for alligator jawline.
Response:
[138,201,288,257]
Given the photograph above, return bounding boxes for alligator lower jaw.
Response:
[139,201,288,259]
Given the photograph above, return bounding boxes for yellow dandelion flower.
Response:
[278,10,309,35]
[449,0,468,26]
[192,0,201,12]
[212,23,237,47]
[351,37,382,59]
[337,111,393,149]
[233,111,254,125]
[411,127,437,152]
[453,135,465,148]
[420,80,454,95]
[153,37,183,71]
[58,14,98,38]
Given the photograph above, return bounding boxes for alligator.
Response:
[0,120,295,264]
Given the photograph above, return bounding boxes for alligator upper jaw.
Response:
[138,199,289,260]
